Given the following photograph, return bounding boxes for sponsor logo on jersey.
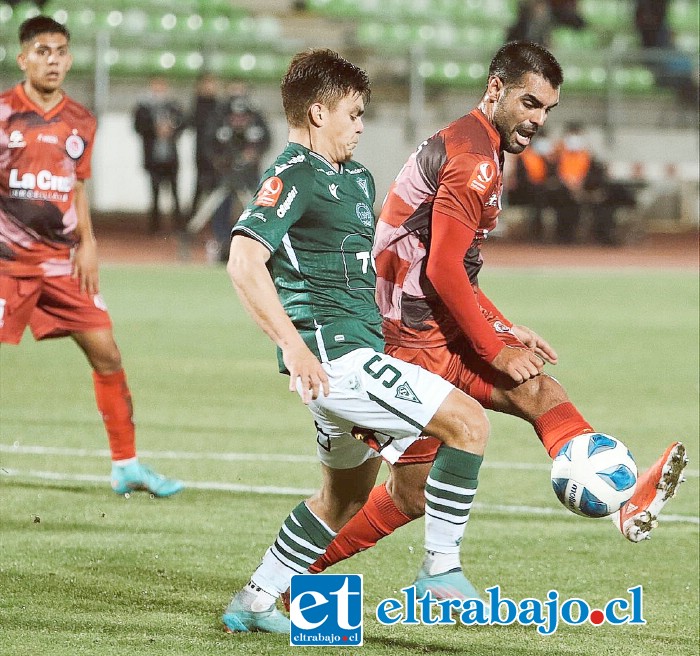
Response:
[468,160,495,195]
[65,131,85,159]
[0,298,6,327]
[356,177,369,198]
[37,133,59,144]
[7,130,26,148]
[345,166,365,174]
[328,183,340,200]
[276,185,298,218]
[356,202,373,227]
[274,153,305,175]
[9,168,73,193]
[254,176,284,207]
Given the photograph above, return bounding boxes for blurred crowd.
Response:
[132,74,271,261]
[506,122,637,246]
[507,0,698,106]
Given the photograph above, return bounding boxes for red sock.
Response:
[93,369,137,461]
[310,483,412,573]
[534,402,594,458]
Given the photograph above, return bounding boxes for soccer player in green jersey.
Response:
[221,49,494,633]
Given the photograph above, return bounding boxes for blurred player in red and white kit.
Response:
[309,41,687,593]
[0,16,183,497]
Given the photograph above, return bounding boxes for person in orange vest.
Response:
[508,129,561,242]
[554,122,635,245]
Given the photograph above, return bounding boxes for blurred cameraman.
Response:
[208,82,271,262]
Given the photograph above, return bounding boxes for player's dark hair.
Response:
[281,49,370,128]
[19,16,70,44]
[489,41,563,89]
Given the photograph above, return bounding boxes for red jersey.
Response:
[0,83,96,276]
[373,109,506,356]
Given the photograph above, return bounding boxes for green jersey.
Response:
[232,142,384,371]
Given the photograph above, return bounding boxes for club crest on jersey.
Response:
[468,160,495,195]
[255,176,283,207]
[356,203,373,227]
[8,130,26,148]
[65,132,85,159]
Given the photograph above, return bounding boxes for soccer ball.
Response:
[551,433,638,518]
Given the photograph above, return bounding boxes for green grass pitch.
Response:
[0,264,698,656]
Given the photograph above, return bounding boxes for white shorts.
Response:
[307,348,454,469]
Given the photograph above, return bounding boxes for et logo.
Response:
[289,574,363,647]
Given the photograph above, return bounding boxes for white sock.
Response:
[421,550,461,576]
[230,580,278,612]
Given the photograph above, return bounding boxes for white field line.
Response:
[1,467,697,525]
[1,443,698,477]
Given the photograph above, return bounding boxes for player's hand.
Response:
[282,343,330,405]
[511,324,558,365]
[490,346,545,384]
[72,239,99,295]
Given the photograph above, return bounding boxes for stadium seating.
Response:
[0,0,291,81]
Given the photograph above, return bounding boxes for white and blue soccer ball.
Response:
[551,433,638,518]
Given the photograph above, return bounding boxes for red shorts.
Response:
[0,273,112,344]
[386,316,525,464]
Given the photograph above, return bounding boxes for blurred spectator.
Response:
[552,123,635,246]
[507,130,560,242]
[635,0,671,48]
[207,82,271,262]
[635,0,698,107]
[133,76,186,234]
[548,0,586,30]
[189,72,221,215]
[507,0,553,46]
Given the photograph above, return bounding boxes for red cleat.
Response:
[612,442,688,542]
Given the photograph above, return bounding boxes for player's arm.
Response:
[227,235,329,404]
[427,208,543,383]
[476,286,557,365]
[71,180,99,295]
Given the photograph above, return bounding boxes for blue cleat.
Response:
[222,594,290,634]
[413,567,484,603]
[111,462,184,498]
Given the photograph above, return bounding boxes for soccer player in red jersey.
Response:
[0,16,183,497]
[308,42,687,594]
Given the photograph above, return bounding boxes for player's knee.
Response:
[388,481,425,518]
[509,373,568,413]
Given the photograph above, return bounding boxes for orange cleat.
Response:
[612,442,688,542]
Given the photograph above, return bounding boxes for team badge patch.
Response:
[8,130,26,148]
[65,132,85,159]
[468,160,495,195]
[395,381,421,404]
[255,176,283,207]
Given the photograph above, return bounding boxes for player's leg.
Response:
[484,344,688,542]
[223,448,382,633]
[72,328,184,498]
[310,455,431,574]
[28,274,183,497]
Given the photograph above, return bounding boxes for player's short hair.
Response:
[489,41,563,89]
[281,49,371,128]
[19,16,70,44]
